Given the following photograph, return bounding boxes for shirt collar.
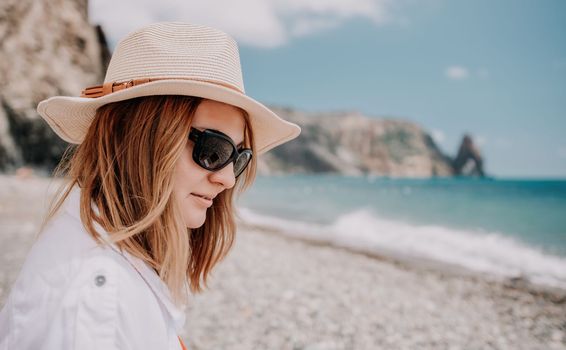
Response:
[64,184,187,331]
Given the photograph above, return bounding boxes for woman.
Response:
[0,22,300,349]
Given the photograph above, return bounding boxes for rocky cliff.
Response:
[0,0,484,178]
[452,134,485,177]
[257,107,456,177]
[0,0,109,172]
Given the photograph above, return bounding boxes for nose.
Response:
[209,161,236,189]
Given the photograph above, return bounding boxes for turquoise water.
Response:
[240,175,566,255]
[238,175,566,288]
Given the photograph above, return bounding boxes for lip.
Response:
[190,193,213,207]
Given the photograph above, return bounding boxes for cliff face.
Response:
[257,107,455,177]
[453,134,485,177]
[0,0,108,171]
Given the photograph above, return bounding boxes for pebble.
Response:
[1,175,565,350]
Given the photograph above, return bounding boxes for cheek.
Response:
[174,145,204,190]
[172,147,209,228]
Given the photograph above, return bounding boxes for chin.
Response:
[186,222,205,229]
[185,215,207,229]
[180,201,208,228]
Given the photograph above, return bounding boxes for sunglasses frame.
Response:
[188,127,253,178]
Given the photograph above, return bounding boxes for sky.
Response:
[89,0,566,178]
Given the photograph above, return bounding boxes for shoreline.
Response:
[238,221,566,305]
[1,174,565,348]
[184,224,566,349]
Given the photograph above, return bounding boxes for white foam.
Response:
[238,207,566,290]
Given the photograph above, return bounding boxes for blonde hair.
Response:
[39,95,257,305]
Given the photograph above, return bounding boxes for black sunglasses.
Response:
[188,128,252,178]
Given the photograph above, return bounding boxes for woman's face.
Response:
[173,99,246,228]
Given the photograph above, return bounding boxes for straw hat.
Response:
[37,22,300,154]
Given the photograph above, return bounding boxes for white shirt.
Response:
[0,185,187,350]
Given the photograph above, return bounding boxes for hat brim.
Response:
[37,79,300,155]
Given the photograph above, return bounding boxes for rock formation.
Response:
[0,0,109,172]
[256,108,455,177]
[452,134,485,177]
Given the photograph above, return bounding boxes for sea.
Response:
[238,175,566,290]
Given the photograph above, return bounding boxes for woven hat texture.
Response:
[37,22,301,155]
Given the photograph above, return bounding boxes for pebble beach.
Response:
[1,174,565,349]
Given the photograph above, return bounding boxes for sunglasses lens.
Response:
[234,150,252,177]
[191,129,253,177]
[198,136,233,170]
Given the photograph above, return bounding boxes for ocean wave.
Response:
[237,207,566,290]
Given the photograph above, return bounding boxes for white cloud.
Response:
[290,17,341,37]
[430,128,446,144]
[444,66,491,81]
[445,65,469,80]
[89,0,396,49]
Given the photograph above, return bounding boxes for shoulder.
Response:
[1,218,171,349]
[7,209,157,307]
[14,210,119,286]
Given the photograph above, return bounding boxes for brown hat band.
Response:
[81,77,243,98]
